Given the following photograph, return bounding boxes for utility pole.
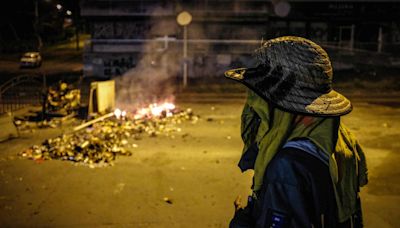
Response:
[34,0,38,24]
[183,25,188,87]
[350,24,355,51]
[176,11,192,88]
[34,0,43,51]
[74,0,80,51]
[378,26,383,53]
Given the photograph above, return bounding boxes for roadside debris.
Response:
[46,81,80,115]
[13,81,79,131]
[19,105,198,167]
[14,113,76,131]
[163,197,173,204]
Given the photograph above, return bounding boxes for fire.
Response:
[115,102,176,120]
[135,102,175,119]
[114,108,128,120]
[114,108,122,118]
[150,104,164,116]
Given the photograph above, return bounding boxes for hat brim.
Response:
[224,67,352,116]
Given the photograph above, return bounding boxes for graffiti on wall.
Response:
[93,22,153,39]
[93,22,114,39]
[103,56,136,76]
[115,22,152,39]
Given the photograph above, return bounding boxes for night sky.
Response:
[0,0,79,41]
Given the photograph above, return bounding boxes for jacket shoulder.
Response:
[264,147,330,189]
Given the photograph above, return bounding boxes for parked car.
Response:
[20,52,42,68]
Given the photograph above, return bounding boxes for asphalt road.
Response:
[0,88,399,227]
[0,50,82,84]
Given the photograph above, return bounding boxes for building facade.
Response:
[81,0,400,78]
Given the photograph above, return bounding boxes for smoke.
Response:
[115,51,178,111]
[114,2,265,110]
[115,7,182,111]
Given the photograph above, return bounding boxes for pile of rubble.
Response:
[19,106,198,167]
[13,81,80,132]
[46,82,80,115]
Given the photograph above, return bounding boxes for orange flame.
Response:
[133,102,176,119]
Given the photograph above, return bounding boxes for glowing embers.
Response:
[133,102,176,119]
[114,108,127,119]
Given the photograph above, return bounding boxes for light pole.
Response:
[176,11,192,88]
[34,0,43,50]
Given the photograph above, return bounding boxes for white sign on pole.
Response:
[177,11,192,87]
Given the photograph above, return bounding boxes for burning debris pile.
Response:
[19,103,198,167]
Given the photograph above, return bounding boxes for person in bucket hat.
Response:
[226,36,368,228]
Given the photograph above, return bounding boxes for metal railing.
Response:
[0,74,46,114]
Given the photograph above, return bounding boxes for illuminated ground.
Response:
[0,85,399,227]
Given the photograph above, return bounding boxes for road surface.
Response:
[0,86,399,227]
[0,49,82,84]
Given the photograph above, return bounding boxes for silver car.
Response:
[20,52,42,68]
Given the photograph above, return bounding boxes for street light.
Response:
[176,11,192,88]
[56,4,62,10]
[66,10,72,16]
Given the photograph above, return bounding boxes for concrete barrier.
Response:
[0,113,19,142]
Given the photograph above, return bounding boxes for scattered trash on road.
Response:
[163,197,173,204]
[19,105,199,167]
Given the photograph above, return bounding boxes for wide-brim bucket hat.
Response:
[225,36,352,116]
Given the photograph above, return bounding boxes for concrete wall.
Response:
[81,0,400,78]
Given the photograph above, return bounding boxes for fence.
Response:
[0,74,46,114]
